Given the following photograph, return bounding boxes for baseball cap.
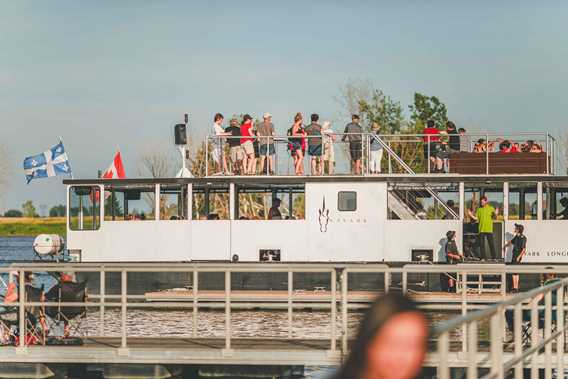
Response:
[263,112,272,119]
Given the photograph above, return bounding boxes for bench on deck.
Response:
[449,152,548,175]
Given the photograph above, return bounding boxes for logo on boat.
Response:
[318,197,330,233]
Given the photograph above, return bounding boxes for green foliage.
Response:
[408,92,448,128]
[21,200,38,218]
[49,204,66,217]
[358,90,406,134]
[3,209,23,217]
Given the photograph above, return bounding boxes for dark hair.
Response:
[515,223,524,234]
[242,114,252,122]
[446,121,456,130]
[481,196,488,202]
[458,128,466,133]
[352,114,360,121]
[214,113,224,122]
[334,293,426,379]
[311,113,319,122]
[426,120,434,128]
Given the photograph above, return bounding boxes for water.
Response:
[0,236,454,378]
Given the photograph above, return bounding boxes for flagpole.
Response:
[60,136,74,179]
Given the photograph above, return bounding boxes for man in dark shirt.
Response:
[503,223,527,292]
[444,230,463,292]
[268,198,282,220]
[341,114,363,174]
[446,121,460,152]
[225,118,243,174]
[305,113,323,175]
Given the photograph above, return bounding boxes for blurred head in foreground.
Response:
[335,292,429,379]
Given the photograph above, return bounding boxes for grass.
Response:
[0,217,66,237]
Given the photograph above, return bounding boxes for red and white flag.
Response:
[102,151,126,179]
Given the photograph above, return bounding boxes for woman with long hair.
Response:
[334,293,429,379]
[289,112,306,175]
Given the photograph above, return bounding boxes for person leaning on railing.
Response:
[341,114,363,175]
[240,114,256,175]
[422,120,443,172]
[369,122,383,174]
[321,121,336,175]
[211,113,231,175]
[225,118,243,175]
[257,112,276,175]
[305,113,324,176]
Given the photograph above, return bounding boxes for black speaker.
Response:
[174,123,187,145]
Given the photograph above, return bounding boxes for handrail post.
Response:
[18,269,25,350]
[402,269,407,294]
[99,269,105,336]
[485,133,489,174]
[384,271,390,293]
[224,270,231,352]
[531,297,539,378]
[467,321,478,379]
[544,291,552,379]
[288,271,293,339]
[205,135,209,177]
[490,307,504,379]
[514,303,523,379]
[330,269,337,352]
[427,135,431,174]
[119,269,128,353]
[193,270,198,338]
[461,270,467,353]
[546,132,550,174]
[438,331,449,379]
[557,285,565,376]
[341,269,348,354]
[388,141,392,174]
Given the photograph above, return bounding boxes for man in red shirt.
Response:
[423,120,442,172]
[240,114,255,175]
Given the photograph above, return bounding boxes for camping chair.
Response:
[43,281,87,344]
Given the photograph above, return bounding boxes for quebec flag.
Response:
[23,141,72,184]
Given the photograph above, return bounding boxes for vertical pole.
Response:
[225,270,231,350]
[402,270,407,294]
[388,142,392,174]
[462,270,467,353]
[501,272,507,298]
[557,285,565,376]
[341,269,348,354]
[427,136,431,174]
[205,135,209,177]
[99,270,105,336]
[514,303,523,379]
[545,291,552,379]
[155,184,160,220]
[187,183,193,220]
[459,182,465,221]
[121,270,127,349]
[485,133,490,174]
[467,321,478,379]
[384,271,390,293]
[288,271,293,339]
[438,331,449,379]
[503,182,509,221]
[330,269,337,351]
[531,298,539,378]
[18,270,25,349]
[490,308,504,379]
[365,134,370,176]
[546,133,550,174]
[193,270,198,338]
[537,181,543,221]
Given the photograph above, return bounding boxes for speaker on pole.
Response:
[174,123,187,145]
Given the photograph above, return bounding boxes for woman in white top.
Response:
[211,113,230,175]
[369,122,383,174]
[322,121,336,175]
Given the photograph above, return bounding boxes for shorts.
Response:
[230,146,244,161]
[242,140,254,156]
[349,141,362,161]
[259,144,275,156]
[308,144,322,157]
[507,251,523,265]
[423,142,440,159]
[289,141,302,155]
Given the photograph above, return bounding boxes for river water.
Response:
[0,236,455,378]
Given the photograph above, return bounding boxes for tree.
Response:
[4,209,23,217]
[408,92,448,129]
[138,145,176,178]
[0,145,9,204]
[334,78,374,118]
[49,204,66,217]
[358,90,406,134]
[22,200,38,218]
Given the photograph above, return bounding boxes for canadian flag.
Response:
[102,151,126,179]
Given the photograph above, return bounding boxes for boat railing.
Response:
[203,132,558,177]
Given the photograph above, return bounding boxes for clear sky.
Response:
[1,1,567,212]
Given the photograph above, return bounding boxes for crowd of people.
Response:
[209,113,546,176]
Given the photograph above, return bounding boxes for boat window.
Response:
[508,182,537,220]
[543,182,568,220]
[160,184,188,220]
[387,183,459,220]
[338,191,357,212]
[103,185,156,221]
[236,184,305,220]
[69,186,100,231]
[464,183,504,222]
[192,184,229,220]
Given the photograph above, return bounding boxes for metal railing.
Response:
[434,276,568,379]
[204,132,557,177]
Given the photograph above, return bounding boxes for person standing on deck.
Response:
[257,113,276,175]
[305,113,323,175]
[369,122,383,174]
[467,196,499,261]
[211,113,230,175]
[444,231,463,292]
[503,223,527,293]
[342,114,363,175]
[322,121,336,175]
[240,114,255,175]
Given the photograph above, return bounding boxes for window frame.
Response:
[338,191,357,212]
[68,185,101,231]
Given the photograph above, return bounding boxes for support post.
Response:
[531,298,539,378]
[119,270,128,354]
[99,270,105,336]
[224,270,231,352]
[514,303,523,379]
[467,321,478,379]
[193,270,198,338]
[557,285,565,376]
[438,331,449,379]
[545,291,552,379]
[18,270,25,350]
[330,269,337,352]
[341,269,348,354]
[490,308,504,379]
[288,271,293,339]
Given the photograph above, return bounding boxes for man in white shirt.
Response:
[211,113,230,175]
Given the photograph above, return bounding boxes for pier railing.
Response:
[433,276,567,379]
[204,132,557,176]
[1,262,567,367]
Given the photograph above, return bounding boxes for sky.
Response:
[1,1,567,213]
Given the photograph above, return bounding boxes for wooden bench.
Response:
[449,152,548,175]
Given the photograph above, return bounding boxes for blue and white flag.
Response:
[23,141,73,184]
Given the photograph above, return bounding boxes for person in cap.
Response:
[342,115,363,175]
[503,223,527,293]
[444,231,463,292]
[257,112,276,175]
[305,113,323,175]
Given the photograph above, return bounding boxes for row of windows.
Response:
[69,186,357,230]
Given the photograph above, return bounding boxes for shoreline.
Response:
[0,217,66,237]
